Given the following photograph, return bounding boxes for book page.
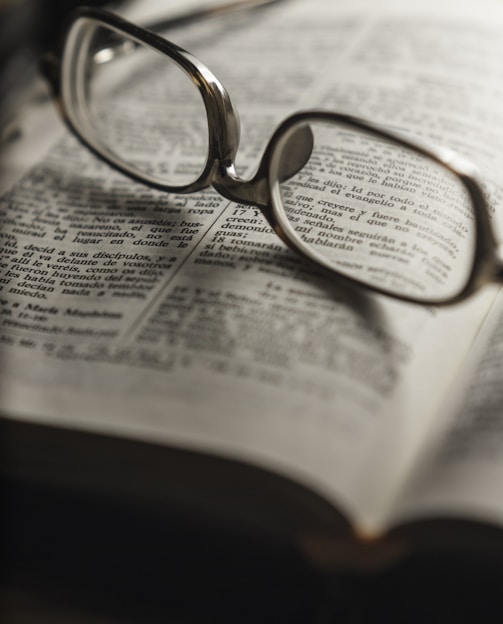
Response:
[1,0,502,533]
[387,292,503,531]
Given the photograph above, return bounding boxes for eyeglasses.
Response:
[40,0,503,305]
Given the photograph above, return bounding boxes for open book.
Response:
[2,0,503,572]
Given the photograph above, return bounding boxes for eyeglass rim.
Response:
[50,6,242,193]
[264,111,498,306]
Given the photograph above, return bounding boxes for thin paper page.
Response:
[387,292,503,530]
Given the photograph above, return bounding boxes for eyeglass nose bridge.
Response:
[211,122,315,209]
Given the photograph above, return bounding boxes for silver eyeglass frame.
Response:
[40,1,503,306]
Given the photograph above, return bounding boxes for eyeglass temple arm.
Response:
[143,0,289,33]
[99,0,288,62]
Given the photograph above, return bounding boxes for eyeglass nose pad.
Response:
[276,124,314,182]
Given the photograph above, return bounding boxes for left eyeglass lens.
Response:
[63,19,210,187]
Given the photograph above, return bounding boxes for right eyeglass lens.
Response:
[62,18,210,187]
[273,120,477,302]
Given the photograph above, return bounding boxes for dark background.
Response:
[2,476,503,623]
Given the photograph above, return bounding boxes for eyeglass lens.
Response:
[273,121,477,302]
[67,19,209,186]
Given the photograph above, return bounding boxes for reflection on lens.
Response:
[273,120,476,302]
[66,19,209,186]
